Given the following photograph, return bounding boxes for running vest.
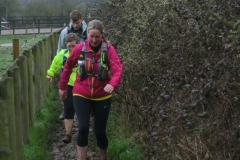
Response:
[77,42,109,81]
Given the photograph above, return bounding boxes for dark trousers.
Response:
[73,96,111,149]
[63,85,75,119]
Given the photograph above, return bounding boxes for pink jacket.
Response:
[59,40,122,99]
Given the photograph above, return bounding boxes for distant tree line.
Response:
[0,0,100,19]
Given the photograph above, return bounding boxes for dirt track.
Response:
[51,115,99,160]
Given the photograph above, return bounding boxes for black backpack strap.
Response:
[67,25,71,34]
[62,49,68,65]
[61,49,69,72]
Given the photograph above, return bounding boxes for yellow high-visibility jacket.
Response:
[47,49,77,86]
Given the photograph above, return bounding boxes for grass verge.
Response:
[0,34,50,76]
[106,111,144,160]
[22,81,61,160]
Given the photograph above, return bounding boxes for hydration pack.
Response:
[77,42,109,81]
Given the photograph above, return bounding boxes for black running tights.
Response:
[73,96,111,149]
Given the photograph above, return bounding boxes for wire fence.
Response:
[19,34,50,51]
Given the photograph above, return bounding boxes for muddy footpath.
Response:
[50,114,100,160]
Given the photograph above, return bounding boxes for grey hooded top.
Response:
[56,21,87,54]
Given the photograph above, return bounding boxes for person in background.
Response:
[58,20,122,160]
[57,10,88,120]
[47,33,78,143]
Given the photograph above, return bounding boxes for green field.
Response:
[0,34,50,76]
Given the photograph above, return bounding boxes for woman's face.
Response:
[88,29,102,47]
[66,41,77,52]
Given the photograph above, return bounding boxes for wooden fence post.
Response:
[8,65,22,160]
[50,34,55,59]
[0,100,10,160]
[17,55,29,144]
[12,39,19,61]
[23,50,34,127]
[55,32,59,51]
[32,45,41,111]
[51,33,59,66]
[0,77,16,160]
[39,40,47,100]
[44,38,50,93]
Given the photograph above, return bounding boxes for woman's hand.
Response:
[46,75,53,82]
[104,84,114,93]
[59,89,67,99]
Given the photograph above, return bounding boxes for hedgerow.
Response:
[92,0,240,159]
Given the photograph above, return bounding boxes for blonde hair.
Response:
[87,20,107,43]
[87,19,104,33]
